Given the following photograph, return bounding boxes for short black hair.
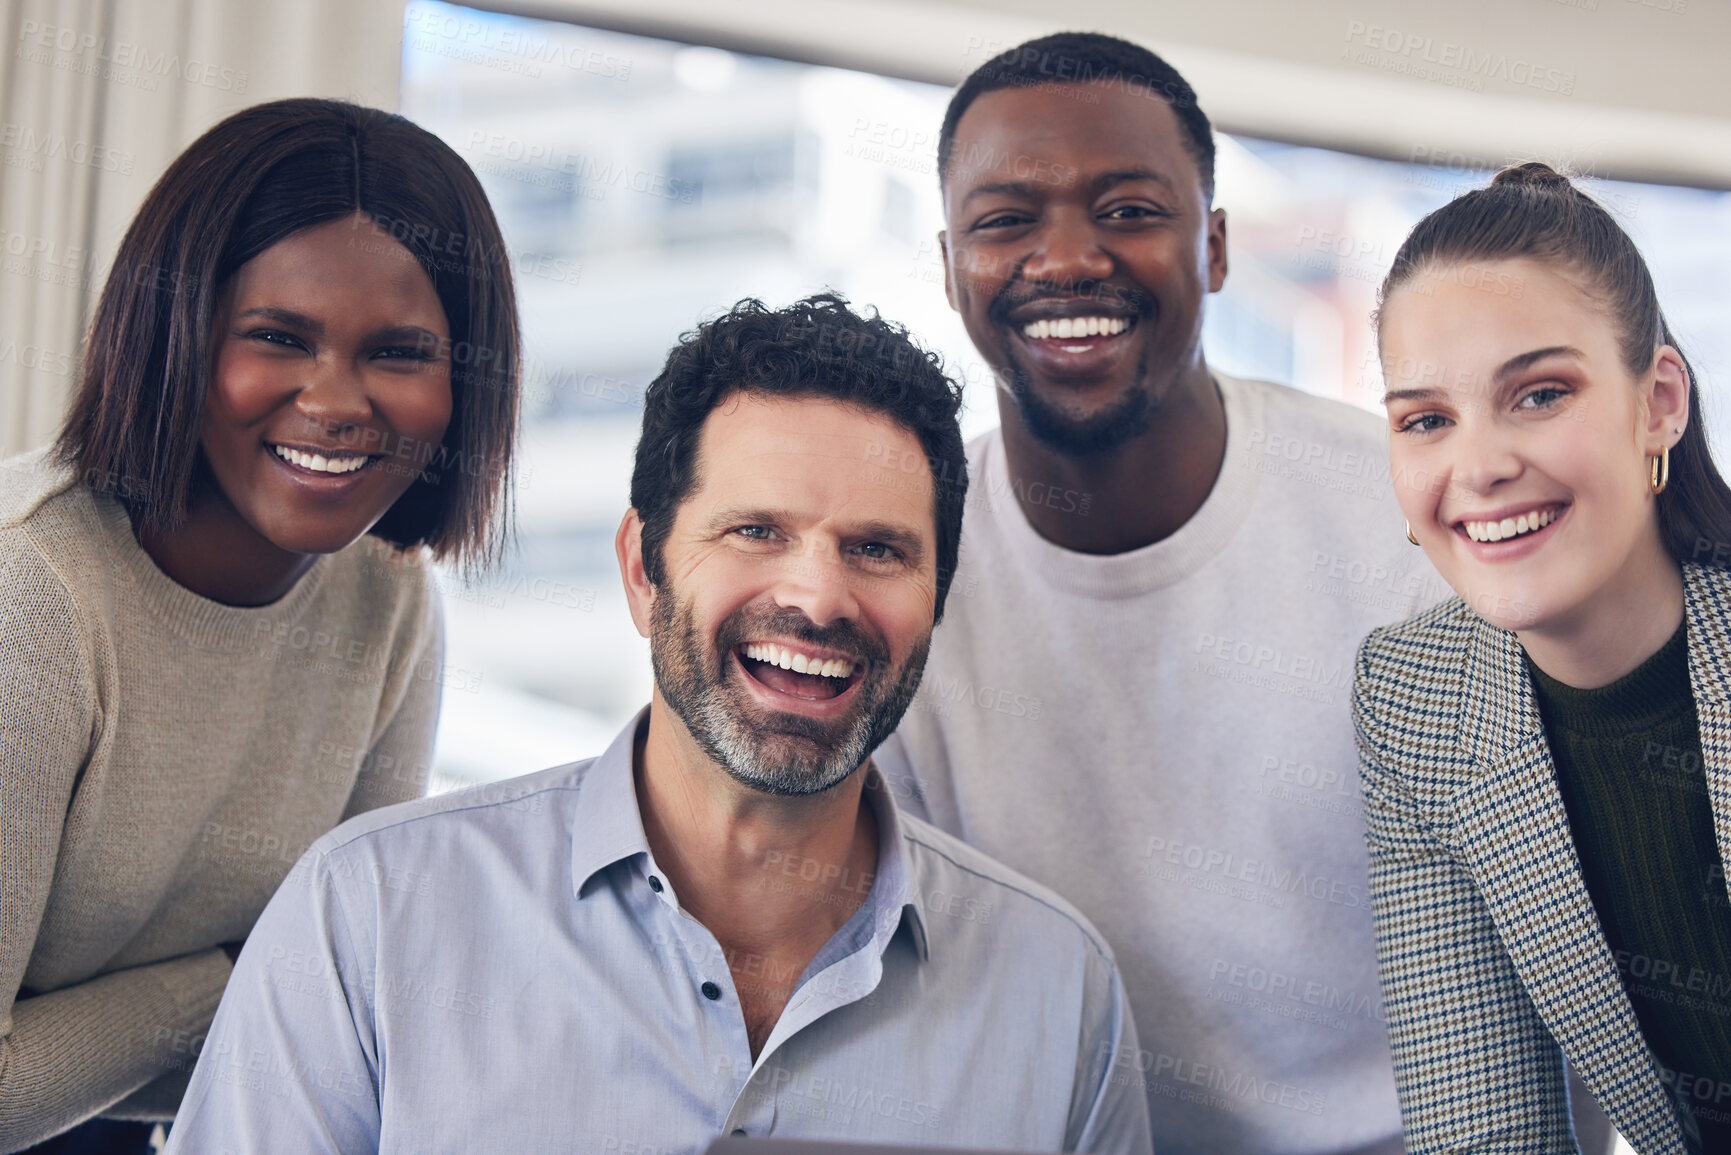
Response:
[630,294,967,620]
[939,32,1215,201]
[56,98,520,568]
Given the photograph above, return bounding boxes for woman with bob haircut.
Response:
[1356,161,1731,1153]
[0,98,518,1152]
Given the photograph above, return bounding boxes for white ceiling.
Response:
[487,0,1731,188]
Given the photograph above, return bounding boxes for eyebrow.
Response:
[960,167,1174,208]
[1381,346,1587,405]
[1088,168,1174,194]
[1382,386,1445,406]
[236,306,323,335]
[1494,345,1584,383]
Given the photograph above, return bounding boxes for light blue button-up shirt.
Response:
[166,712,1150,1154]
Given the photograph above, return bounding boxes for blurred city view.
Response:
[399,0,1731,790]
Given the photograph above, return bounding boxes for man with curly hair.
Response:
[165,295,1150,1155]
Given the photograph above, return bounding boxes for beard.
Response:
[999,344,1156,458]
[649,589,930,797]
[987,281,1160,459]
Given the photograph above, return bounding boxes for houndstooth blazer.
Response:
[1352,562,1731,1154]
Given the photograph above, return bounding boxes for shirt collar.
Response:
[569,707,655,897]
[566,707,930,961]
[859,762,930,962]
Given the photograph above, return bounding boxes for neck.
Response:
[996,359,1226,554]
[1518,537,1686,689]
[133,480,316,607]
[634,692,879,960]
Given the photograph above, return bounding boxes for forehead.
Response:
[229,215,441,311]
[1381,258,1619,375]
[946,81,1201,199]
[683,392,935,534]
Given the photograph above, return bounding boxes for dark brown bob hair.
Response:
[55,97,520,567]
[1378,161,1731,568]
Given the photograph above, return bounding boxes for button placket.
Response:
[721,1070,779,1137]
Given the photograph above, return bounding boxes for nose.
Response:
[1449,418,1523,502]
[293,358,374,435]
[770,541,861,629]
[1019,206,1114,288]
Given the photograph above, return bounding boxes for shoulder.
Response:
[899,812,1120,969]
[0,451,107,627]
[1218,371,1386,449]
[0,447,81,532]
[317,535,443,648]
[1352,596,1476,743]
[309,759,588,862]
[1358,595,1477,670]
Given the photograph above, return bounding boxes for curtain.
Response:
[0,0,408,456]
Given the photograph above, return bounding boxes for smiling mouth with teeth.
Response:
[271,444,373,475]
[1021,316,1132,341]
[1461,506,1563,543]
[737,641,861,701]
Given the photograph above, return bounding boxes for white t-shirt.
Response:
[874,371,1445,1155]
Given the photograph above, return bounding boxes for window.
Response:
[401,0,1731,789]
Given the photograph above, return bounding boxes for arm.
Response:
[0,552,232,1150]
[165,850,382,1155]
[1066,943,1154,1154]
[341,576,443,821]
[1353,652,1576,1154]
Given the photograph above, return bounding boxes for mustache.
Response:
[986,278,1153,326]
[715,606,890,671]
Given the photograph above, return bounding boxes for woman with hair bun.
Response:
[0,98,518,1152]
[1357,161,1731,1153]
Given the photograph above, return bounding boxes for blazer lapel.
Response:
[1450,615,1685,1153]
[1685,565,1731,913]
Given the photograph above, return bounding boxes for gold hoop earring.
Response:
[1405,521,1419,546]
[1651,445,1671,496]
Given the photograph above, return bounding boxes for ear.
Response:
[1643,344,1691,455]
[616,509,654,638]
[1205,207,1228,293]
[939,230,957,312]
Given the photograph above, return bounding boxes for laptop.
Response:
[706,1139,1035,1154]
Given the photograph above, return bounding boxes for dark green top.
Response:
[1527,621,1731,1150]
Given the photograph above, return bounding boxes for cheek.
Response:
[381,375,455,443]
[1385,442,1444,509]
[872,582,937,658]
[207,349,291,427]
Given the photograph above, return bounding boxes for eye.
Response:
[733,525,775,541]
[974,212,1031,231]
[373,345,438,363]
[1396,412,1450,435]
[854,541,902,564]
[1099,204,1163,222]
[246,328,307,351]
[1517,385,1568,410]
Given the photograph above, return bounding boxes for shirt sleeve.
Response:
[1065,940,1154,1154]
[0,548,234,1149]
[1352,646,1575,1153]
[341,575,443,822]
[165,850,382,1155]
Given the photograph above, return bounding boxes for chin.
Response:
[257,521,374,557]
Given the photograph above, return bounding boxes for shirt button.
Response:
[648,876,663,893]
[701,981,722,1001]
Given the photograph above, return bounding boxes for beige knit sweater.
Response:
[0,448,442,1150]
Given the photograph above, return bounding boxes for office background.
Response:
[2,0,1728,795]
